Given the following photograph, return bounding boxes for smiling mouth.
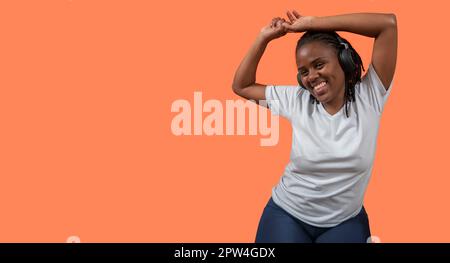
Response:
[313,81,328,96]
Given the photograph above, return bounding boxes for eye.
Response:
[315,62,324,69]
[300,70,308,77]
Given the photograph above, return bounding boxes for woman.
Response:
[232,10,397,243]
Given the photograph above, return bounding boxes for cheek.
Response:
[328,64,345,85]
[300,76,307,86]
[298,75,308,87]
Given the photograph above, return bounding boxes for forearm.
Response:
[232,36,269,91]
[307,13,397,38]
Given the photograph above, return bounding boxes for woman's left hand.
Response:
[283,10,316,33]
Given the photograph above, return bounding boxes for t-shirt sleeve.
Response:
[265,85,301,120]
[355,63,393,114]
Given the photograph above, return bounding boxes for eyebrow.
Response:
[298,57,327,71]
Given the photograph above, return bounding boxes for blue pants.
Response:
[255,197,371,243]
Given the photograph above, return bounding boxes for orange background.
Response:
[0,0,449,242]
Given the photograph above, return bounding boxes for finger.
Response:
[276,19,283,28]
[286,11,296,23]
[292,10,301,18]
[282,22,293,32]
[280,19,288,31]
[281,18,291,25]
[271,18,278,28]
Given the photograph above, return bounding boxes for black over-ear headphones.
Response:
[297,34,357,89]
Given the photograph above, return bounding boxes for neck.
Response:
[322,89,345,115]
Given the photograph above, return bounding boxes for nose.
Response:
[306,69,319,87]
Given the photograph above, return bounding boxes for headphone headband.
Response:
[340,42,349,49]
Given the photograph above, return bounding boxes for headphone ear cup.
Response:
[338,48,356,75]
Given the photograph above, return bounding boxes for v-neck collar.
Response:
[319,103,345,119]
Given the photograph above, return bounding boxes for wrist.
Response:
[304,16,318,31]
[256,33,271,46]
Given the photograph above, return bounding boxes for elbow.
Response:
[231,82,238,94]
[231,77,239,94]
[377,13,397,37]
[232,84,243,96]
[387,13,397,28]
[231,80,245,95]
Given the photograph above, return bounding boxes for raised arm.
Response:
[232,17,289,103]
[284,11,397,90]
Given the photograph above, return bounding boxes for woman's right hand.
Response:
[283,10,315,33]
[258,17,290,43]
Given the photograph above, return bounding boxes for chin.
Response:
[315,96,328,104]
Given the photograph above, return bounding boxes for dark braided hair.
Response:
[296,31,364,117]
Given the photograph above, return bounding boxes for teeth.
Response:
[314,81,326,89]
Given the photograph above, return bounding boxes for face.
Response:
[296,41,345,105]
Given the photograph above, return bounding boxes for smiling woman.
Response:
[295,31,365,117]
[232,10,397,243]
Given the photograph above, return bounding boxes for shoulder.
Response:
[357,64,393,94]
[265,84,302,95]
[265,85,307,119]
[265,85,304,103]
[354,64,394,114]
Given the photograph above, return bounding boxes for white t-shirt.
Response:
[265,64,392,227]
